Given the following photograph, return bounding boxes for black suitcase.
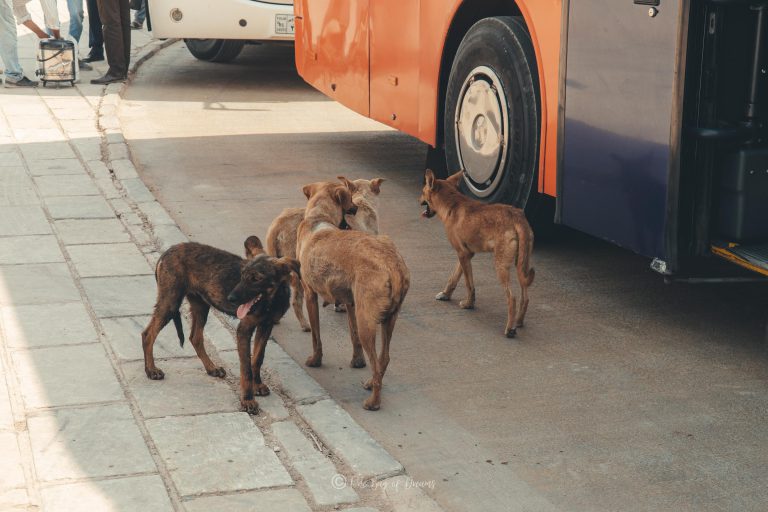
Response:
[36,39,77,87]
[716,148,768,241]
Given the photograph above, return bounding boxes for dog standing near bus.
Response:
[419,170,535,338]
[296,179,409,410]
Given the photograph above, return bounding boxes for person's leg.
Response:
[95,0,126,77]
[0,0,24,83]
[85,0,103,59]
[132,0,144,26]
[119,0,129,71]
[65,0,84,43]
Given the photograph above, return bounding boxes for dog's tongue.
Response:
[236,297,257,320]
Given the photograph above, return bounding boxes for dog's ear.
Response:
[244,236,264,259]
[337,176,358,193]
[333,185,354,210]
[445,171,463,188]
[370,178,385,195]
[425,169,436,190]
[277,257,300,278]
[302,183,318,200]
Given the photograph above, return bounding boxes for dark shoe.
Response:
[130,21,143,29]
[78,60,93,71]
[90,73,126,85]
[4,76,38,88]
[82,51,104,63]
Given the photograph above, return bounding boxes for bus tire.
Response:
[444,16,540,210]
[184,39,245,63]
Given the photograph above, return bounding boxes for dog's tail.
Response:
[514,222,535,288]
[172,310,185,347]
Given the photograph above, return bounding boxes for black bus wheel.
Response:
[444,16,540,209]
[184,39,245,63]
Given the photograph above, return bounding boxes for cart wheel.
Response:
[70,81,75,87]
[41,80,47,87]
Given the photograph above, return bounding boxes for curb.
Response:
[102,38,444,511]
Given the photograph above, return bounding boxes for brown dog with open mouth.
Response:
[419,170,535,338]
[141,236,297,414]
[297,179,409,410]
[265,177,385,330]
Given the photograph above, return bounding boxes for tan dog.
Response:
[297,179,409,411]
[265,178,385,330]
[420,170,535,338]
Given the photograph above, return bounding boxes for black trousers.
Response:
[86,0,103,52]
[96,0,130,76]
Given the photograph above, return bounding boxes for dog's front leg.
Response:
[303,282,323,367]
[436,261,463,301]
[251,324,273,397]
[458,252,476,309]
[236,320,259,414]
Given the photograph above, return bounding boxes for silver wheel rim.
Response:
[454,65,509,198]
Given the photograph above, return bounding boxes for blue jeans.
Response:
[0,0,22,82]
[67,0,84,43]
[133,0,145,24]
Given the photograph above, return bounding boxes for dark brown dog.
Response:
[419,170,535,338]
[297,180,410,410]
[141,236,297,414]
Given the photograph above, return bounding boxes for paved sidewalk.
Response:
[0,7,441,512]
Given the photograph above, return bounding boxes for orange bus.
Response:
[294,0,768,279]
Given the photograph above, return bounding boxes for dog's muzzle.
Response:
[345,204,358,216]
[421,201,435,218]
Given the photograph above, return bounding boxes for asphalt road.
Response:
[119,42,768,512]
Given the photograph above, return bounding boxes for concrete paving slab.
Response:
[139,201,176,226]
[25,158,87,176]
[55,218,131,245]
[145,412,292,496]
[0,488,30,510]
[19,141,76,161]
[0,167,38,205]
[154,225,188,251]
[0,205,52,236]
[122,359,239,418]
[28,403,156,482]
[81,275,156,318]
[297,399,403,480]
[121,177,155,203]
[70,139,102,161]
[380,475,442,512]
[85,160,110,179]
[68,243,152,277]
[273,421,359,506]
[0,152,23,167]
[0,373,13,431]
[110,155,135,175]
[343,508,379,512]
[0,235,63,265]
[12,344,124,409]
[45,195,115,219]
[0,263,79,306]
[40,475,173,512]
[215,351,291,421]
[0,431,26,490]
[1,302,97,349]
[101,315,189,361]
[184,489,312,512]
[34,175,100,197]
[265,343,329,405]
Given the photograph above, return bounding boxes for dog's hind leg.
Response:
[142,291,184,380]
[290,273,311,332]
[458,251,476,309]
[187,294,226,378]
[358,314,382,411]
[251,323,273,397]
[436,261,463,301]
[345,303,366,368]
[236,319,259,414]
[379,309,398,381]
[495,247,518,338]
[303,283,323,367]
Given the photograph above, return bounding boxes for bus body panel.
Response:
[148,0,294,40]
[295,0,371,116]
[561,0,684,259]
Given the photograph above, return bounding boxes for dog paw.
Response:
[207,366,226,378]
[459,300,475,309]
[516,320,525,328]
[305,354,322,367]
[435,291,451,301]
[363,379,373,390]
[334,303,347,313]
[253,383,270,396]
[241,399,260,415]
[350,356,366,369]
[145,367,165,380]
[363,397,380,411]
[300,324,311,333]
[505,328,517,339]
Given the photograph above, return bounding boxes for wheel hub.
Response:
[455,66,509,197]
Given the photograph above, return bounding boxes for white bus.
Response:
[147,0,294,62]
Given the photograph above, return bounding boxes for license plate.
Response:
[275,14,295,35]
